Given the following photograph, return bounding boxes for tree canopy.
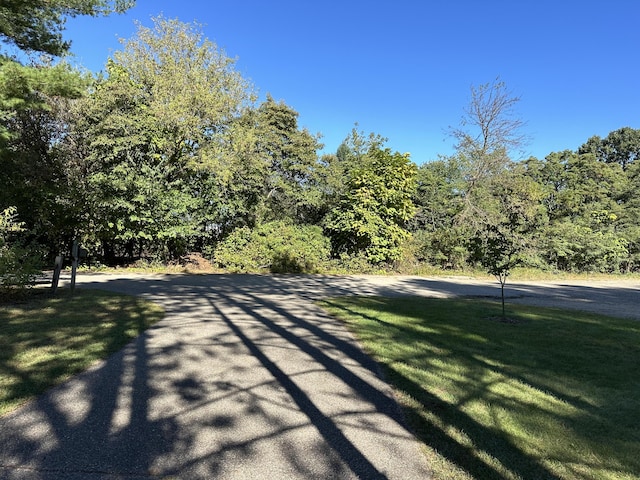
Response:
[1,13,639,277]
[325,140,417,264]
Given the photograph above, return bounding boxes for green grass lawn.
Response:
[0,289,164,416]
[319,296,640,480]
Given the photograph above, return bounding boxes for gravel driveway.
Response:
[0,273,637,479]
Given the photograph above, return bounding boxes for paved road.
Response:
[0,274,637,479]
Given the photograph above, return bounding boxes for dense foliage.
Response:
[1,16,639,276]
[0,207,41,293]
[213,221,330,273]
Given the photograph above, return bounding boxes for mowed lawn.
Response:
[0,290,164,416]
[319,296,640,480]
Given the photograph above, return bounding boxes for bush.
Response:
[213,221,331,273]
[542,222,629,273]
[0,207,42,295]
[410,228,468,270]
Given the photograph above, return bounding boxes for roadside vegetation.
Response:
[2,10,640,288]
[0,289,164,416]
[319,296,640,480]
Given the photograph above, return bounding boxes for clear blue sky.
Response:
[63,0,639,165]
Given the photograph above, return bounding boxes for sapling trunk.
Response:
[496,272,507,318]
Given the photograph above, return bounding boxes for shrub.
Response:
[0,207,42,295]
[542,222,629,273]
[410,228,468,270]
[213,221,331,273]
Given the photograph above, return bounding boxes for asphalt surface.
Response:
[0,274,638,479]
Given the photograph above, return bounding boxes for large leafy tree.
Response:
[319,127,388,214]
[0,58,90,261]
[70,17,254,260]
[325,144,417,264]
[0,0,133,262]
[412,157,464,232]
[0,87,88,250]
[531,150,626,222]
[231,95,323,225]
[110,17,252,162]
[524,150,630,272]
[409,158,467,268]
[620,160,640,270]
[579,127,640,171]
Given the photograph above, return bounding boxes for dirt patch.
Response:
[179,253,214,271]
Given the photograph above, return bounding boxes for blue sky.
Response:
[63,0,639,165]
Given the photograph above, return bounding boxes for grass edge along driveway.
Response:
[319,296,640,480]
[0,289,164,417]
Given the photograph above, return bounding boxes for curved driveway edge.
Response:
[0,274,637,479]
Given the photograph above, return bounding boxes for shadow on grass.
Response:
[389,366,562,480]
[321,296,640,479]
[0,290,163,416]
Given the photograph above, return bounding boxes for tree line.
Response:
[1,10,639,285]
